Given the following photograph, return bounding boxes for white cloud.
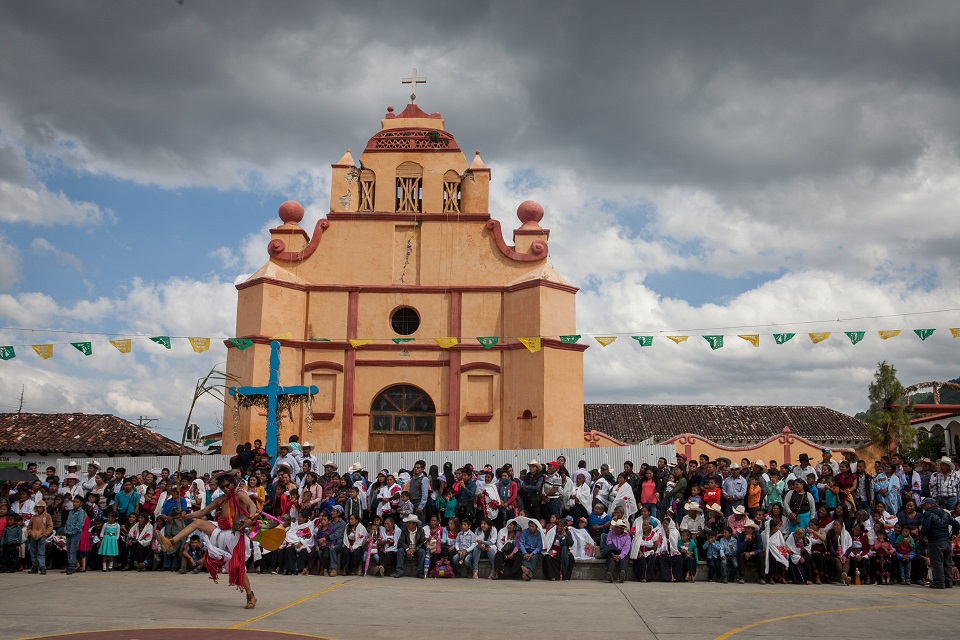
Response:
[0,234,21,289]
[31,237,83,271]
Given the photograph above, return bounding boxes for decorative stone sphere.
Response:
[278,200,304,224]
[517,200,544,226]
[387,106,395,113]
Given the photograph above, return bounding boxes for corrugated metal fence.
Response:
[55,441,674,478]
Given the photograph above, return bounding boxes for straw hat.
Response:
[683,502,702,512]
[706,503,723,515]
[402,514,420,523]
[611,518,629,529]
[729,463,740,470]
[301,441,314,449]
[323,460,338,470]
[527,459,541,470]
[937,456,955,471]
[732,505,746,515]
[347,463,363,473]
[743,520,760,530]
[64,473,79,482]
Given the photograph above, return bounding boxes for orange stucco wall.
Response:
[223,104,585,453]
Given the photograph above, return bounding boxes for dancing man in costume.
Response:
[156,470,267,609]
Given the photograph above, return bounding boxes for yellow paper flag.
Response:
[349,339,372,349]
[110,339,131,354]
[878,330,901,340]
[435,337,459,349]
[32,344,53,360]
[666,336,688,344]
[738,334,760,347]
[270,332,293,340]
[808,332,831,344]
[951,328,960,338]
[518,337,541,353]
[594,336,617,347]
[188,337,210,353]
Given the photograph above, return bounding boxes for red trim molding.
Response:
[513,228,550,238]
[236,278,579,295]
[269,219,330,262]
[485,219,547,262]
[460,362,501,373]
[311,412,336,421]
[303,361,344,373]
[327,212,490,222]
[356,359,448,367]
[465,412,493,423]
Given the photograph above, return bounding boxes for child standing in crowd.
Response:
[702,478,721,512]
[98,511,120,572]
[1,513,23,572]
[895,528,916,585]
[719,527,738,584]
[398,491,414,521]
[703,532,722,582]
[679,529,698,582]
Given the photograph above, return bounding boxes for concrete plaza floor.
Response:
[3,571,957,640]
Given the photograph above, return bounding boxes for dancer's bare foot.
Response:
[156,531,175,552]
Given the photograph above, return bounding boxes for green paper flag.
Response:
[632,336,653,347]
[309,337,331,342]
[845,331,865,345]
[477,336,499,349]
[149,336,171,349]
[229,338,253,351]
[0,346,14,360]
[914,329,935,341]
[773,333,795,345]
[560,335,581,344]
[71,342,92,356]
[703,335,724,350]
[391,338,415,344]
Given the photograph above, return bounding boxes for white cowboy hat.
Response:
[729,463,740,470]
[301,441,314,449]
[347,463,363,473]
[528,458,540,467]
[743,520,760,530]
[753,459,764,467]
[683,501,702,512]
[732,505,746,515]
[322,460,338,470]
[937,456,955,471]
[402,514,420,523]
[66,460,79,468]
[611,518,629,529]
[707,503,723,514]
[87,461,101,469]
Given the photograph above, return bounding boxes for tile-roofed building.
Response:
[0,413,182,456]
[584,404,868,447]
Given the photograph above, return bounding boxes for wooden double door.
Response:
[368,385,435,452]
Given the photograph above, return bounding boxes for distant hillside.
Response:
[908,376,960,405]
[854,375,960,420]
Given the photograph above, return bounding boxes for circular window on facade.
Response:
[391,306,420,335]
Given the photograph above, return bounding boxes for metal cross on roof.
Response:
[401,68,427,103]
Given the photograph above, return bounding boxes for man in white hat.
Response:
[679,502,705,543]
[930,456,960,511]
[727,505,749,535]
[299,442,318,472]
[396,514,427,578]
[272,443,301,478]
[722,463,747,516]
[81,461,101,495]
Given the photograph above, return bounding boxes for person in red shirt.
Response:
[702,477,722,510]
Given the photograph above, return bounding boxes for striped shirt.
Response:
[930,471,960,499]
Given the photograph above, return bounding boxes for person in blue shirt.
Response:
[63,496,86,575]
[719,527,739,584]
[518,519,542,581]
[588,503,612,547]
[702,532,723,582]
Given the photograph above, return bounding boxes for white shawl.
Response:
[593,477,612,508]
[655,522,681,556]
[785,531,811,564]
[629,528,661,560]
[573,481,593,512]
[830,526,853,556]
[609,483,638,520]
[569,527,595,560]
[477,481,501,520]
[764,524,790,572]
[343,522,368,550]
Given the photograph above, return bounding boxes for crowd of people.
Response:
[2,436,960,590]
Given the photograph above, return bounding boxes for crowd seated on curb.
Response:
[2,438,960,589]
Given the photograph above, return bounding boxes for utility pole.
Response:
[137,416,158,428]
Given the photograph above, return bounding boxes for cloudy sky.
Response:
[1,2,959,442]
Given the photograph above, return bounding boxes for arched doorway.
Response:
[369,384,436,452]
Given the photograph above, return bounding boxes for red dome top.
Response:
[517,200,544,226]
[278,200,304,224]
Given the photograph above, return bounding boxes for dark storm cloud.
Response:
[2,1,958,193]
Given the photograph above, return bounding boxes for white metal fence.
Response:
[54,441,674,478]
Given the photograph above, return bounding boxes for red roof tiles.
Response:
[0,413,182,455]
[584,404,868,445]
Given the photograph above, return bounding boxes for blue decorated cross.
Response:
[229,340,317,460]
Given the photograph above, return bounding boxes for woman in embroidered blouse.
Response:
[341,513,367,576]
[125,513,154,572]
[497,470,518,527]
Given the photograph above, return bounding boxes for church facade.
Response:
[223,100,586,454]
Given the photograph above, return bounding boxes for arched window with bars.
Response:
[359,168,376,212]
[443,170,461,213]
[395,162,423,213]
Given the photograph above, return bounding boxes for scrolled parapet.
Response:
[484,219,548,262]
[269,219,331,261]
